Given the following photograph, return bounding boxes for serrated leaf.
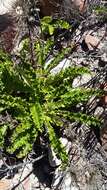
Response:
[30,102,43,132]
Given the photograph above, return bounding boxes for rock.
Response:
[72,0,87,12]
[84,34,100,50]
[72,73,92,88]
[60,137,72,153]
[0,0,23,53]
[45,57,72,74]
[0,0,17,15]
[0,179,11,190]
[0,15,17,52]
[61,172,79,190]
[15,6,23,15]
[94,107,104,117]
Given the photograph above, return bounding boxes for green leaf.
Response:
[0,125,8,147]
[44,116,68,164]
[48,24,54,35]
[30,102,43,132]
[41,16,52,24]
[55,20,70,29]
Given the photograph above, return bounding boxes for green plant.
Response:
[41,16,70,35]
[0,35,102,165]
[93,5,107,16]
